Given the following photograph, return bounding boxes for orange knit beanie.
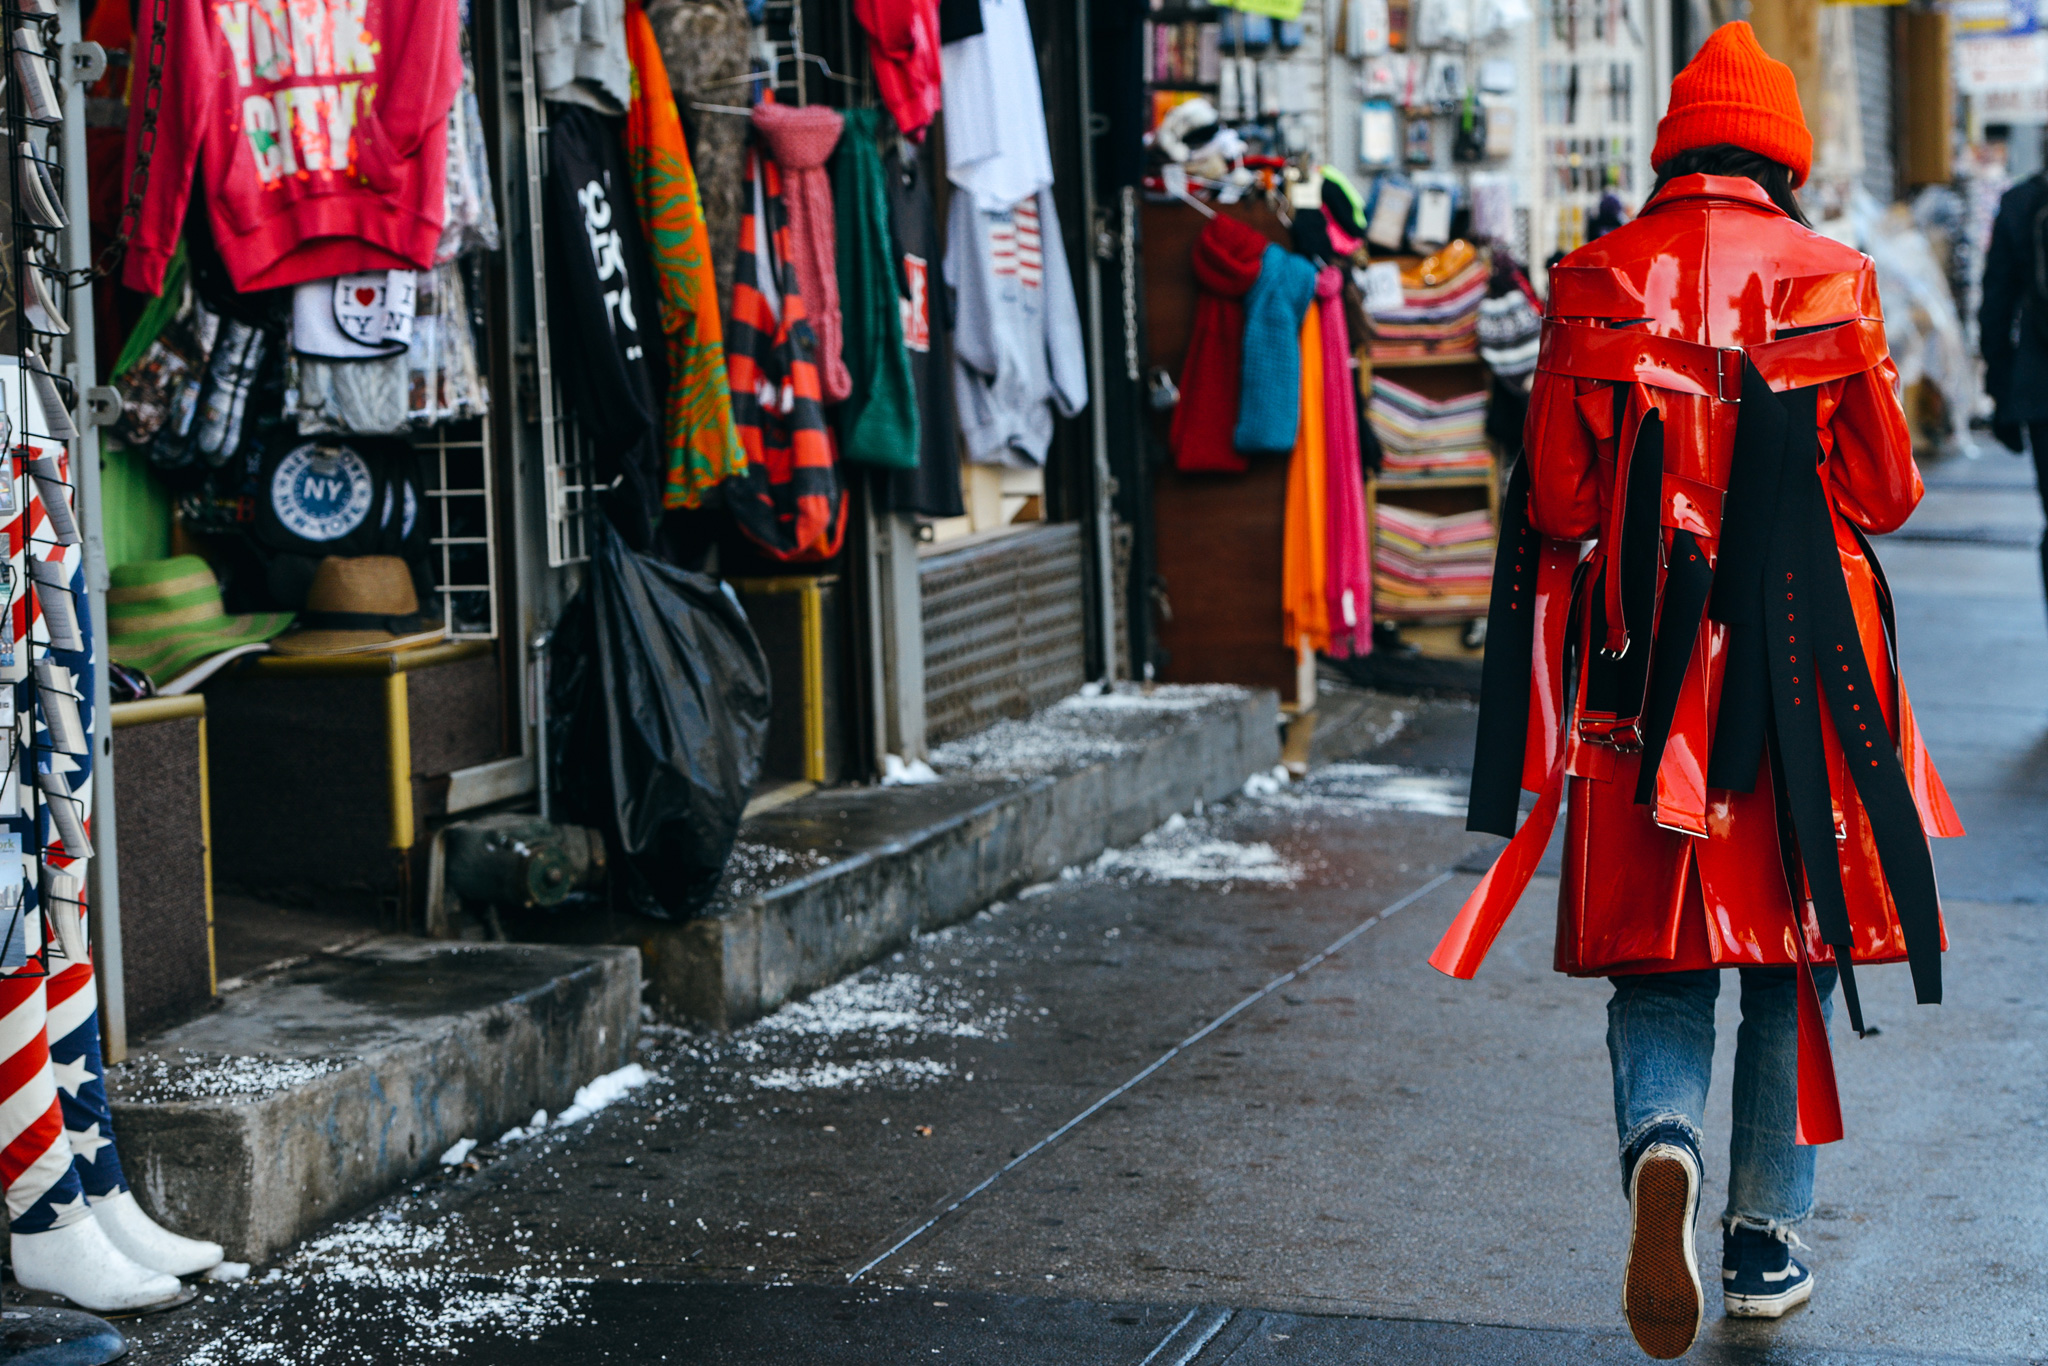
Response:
[1651,22,1813,187]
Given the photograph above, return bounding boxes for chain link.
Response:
[67,8,166,287]
[1118,185,1139,385]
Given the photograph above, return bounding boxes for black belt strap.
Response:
[1633,527,1712,806]
[1756,406,1862,1017]
[1708,363,1940,1019]
[1785,455,1943,1008]
[1768,730,1865,1034]
[1582,398,1662,723]
[1614,399,1664,668]
[1467,456,1542,838]
[1706,360,1792,791]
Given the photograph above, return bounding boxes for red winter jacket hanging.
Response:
[122,0,464,294]
[724,143,846,561]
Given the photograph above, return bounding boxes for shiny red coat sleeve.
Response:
[1523,368,1607,541]
[1819,357,1922,535]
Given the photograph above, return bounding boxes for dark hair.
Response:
[1649,144,1811,227]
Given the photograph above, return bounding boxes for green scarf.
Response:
[832,109,919,469]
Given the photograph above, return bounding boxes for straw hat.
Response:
[107,556,294,692]
[269,556,447,656]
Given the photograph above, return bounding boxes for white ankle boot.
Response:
[90,1190,223,1277]
[12,1216,183,1312]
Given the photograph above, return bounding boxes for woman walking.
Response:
[1432,23,1962,1359]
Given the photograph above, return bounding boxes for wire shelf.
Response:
[415,419,501,640]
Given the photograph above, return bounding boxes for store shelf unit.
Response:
[1360,329,1498,657]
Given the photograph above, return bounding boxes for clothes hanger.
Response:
[1161,165,1217,220]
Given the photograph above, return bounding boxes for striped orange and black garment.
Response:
[724,142,847,561]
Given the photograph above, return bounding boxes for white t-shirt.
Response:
[940,0,1056,211]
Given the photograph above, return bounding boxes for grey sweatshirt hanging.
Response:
[945,185,1088,467]
[536,0,633,114]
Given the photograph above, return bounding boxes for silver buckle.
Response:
[1716,347,1744,404]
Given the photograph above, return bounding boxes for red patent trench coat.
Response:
[1430,176,1964,1138]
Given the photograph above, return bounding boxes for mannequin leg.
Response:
[44,931,222,1276]
[1,955,179,1312]
[1,966,91,1235]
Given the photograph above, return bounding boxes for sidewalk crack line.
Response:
[843,870,1457,1284]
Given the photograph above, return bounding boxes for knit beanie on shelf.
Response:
[1650,21,1812,187]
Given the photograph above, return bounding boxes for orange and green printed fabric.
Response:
[624,0,746,509]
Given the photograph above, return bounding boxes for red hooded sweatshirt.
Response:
[121,0,464,295]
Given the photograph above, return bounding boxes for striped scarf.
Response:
[724,144,846,561]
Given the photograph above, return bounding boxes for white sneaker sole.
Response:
[1724,1272,1815,1319]
[1622,1144,1704,1360]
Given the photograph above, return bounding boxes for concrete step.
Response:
[106,939,639,1263]
[545,684,1279,1029]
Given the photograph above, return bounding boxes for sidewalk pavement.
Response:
[117,455,2048,1363]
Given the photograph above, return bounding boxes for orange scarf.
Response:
[1282,303,1330,655]
[624,1,745,509]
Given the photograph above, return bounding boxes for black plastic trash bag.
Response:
[551,521,771,918]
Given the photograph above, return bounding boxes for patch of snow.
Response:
[1097,837,1302,885]
[1242,764,1289,797]
[205,1261,250,1282]
[1053,685,1236,712]
[177,1212,588,1364]
[109,1051,350,1105]
[438,1138,478,1166]
[881,754,942,786]
[496,1109,548,1145]
[554,1064,654,1126]
[930,724,1135,776]
[720,840,836,898]
[750,973,1009,1042]
[1281,763,1468,817]
[927,684,1248,778]
[751,1058,955,1092]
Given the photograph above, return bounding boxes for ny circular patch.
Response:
[271,443,375,542]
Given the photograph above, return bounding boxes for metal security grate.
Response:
[542,400,601,569]
[921,523,1088,745]
[516,0,598,568]
[415,420,499,639]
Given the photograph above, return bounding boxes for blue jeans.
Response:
[1607,965,1837,1236]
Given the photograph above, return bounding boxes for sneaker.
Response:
[1622,1127,1704,1360]
[1722,1224,1814,1318]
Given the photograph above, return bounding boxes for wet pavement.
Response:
[111,455,2048,1363]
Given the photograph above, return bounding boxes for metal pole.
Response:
[57,0,124,1061]
[1071,0,1120,681]
[877,504,927,761]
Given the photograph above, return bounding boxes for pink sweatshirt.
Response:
[121,0,463,294]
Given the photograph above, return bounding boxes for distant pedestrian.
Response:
[1979,152,2048,609]
[1432,23,1962,1360]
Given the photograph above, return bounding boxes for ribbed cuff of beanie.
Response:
[1651,103,1813,187]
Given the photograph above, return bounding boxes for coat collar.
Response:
[1642,173,1785,217]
